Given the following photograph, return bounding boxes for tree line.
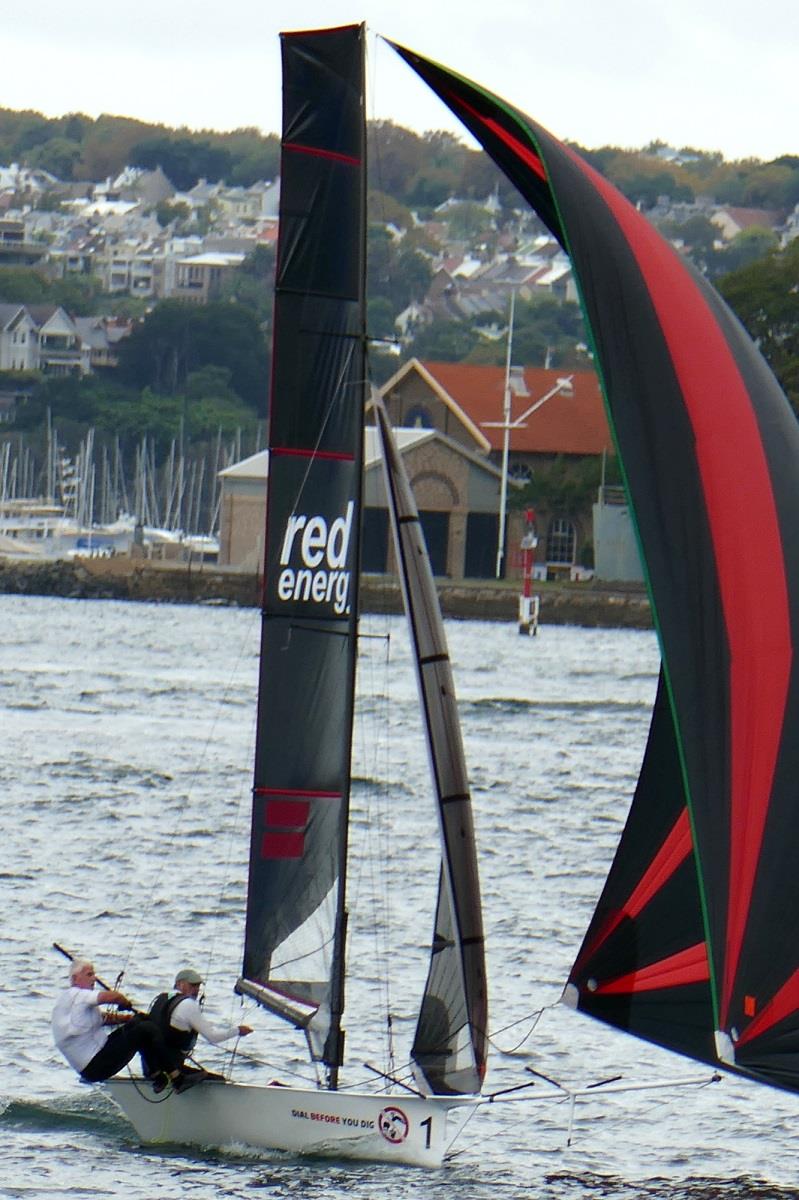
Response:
[2,102,798,214]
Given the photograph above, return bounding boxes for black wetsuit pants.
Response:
[80,1014,181,1082]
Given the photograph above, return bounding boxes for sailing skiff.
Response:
[106,25,485,1167]
[106,17,799,1165]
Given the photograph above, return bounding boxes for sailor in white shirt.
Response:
[52,959,178,1085]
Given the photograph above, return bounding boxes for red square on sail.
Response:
[261,798,309,858]
[266,798,310,827]
[262,830,305,859]
[744,995,757,1017]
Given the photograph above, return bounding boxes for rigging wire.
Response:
[116,606,259,1012]
[486,1001,560,1055]
[348,602,398,1079]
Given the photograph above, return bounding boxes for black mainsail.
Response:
[238,26,487,1102]
[238,25,366,1083]
[394,45,799,1096]
[374,396,487,1096]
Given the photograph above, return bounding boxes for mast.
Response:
[495,289,515,580]
[374,395,487,1096]
[238,24,366,1090]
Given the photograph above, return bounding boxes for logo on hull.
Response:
[378,1105,409,1144]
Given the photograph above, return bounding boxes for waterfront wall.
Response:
[0,556,652,629]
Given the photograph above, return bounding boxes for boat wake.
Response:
[468,696,652,715]
[0,1094,126,1138]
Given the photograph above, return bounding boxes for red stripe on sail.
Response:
[575,808,693,970]
[594,942,710,996]
[624,808,693,915]
[559,142,792,1027]
[254,787,341,798]
[735,966,799,1047]
[439,90,548,181]
[284,141,361,166]
[271,447,355,462]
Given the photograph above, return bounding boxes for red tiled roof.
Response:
[420,360,613,456]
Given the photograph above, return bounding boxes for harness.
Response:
[149,992,197,1055]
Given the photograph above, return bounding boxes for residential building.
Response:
[710,206,783,241]
[0,218,47,267]
[167,252,246,304]
[94,239,166,296]
[73,316,133,370]
[0,304,39,370]
[0,304,131,375]
[27,306,86,374]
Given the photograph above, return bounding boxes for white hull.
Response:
[104,1077,474,1167]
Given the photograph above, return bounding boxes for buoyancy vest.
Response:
[149,992,197,1055]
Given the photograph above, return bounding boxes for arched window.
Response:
[546,517,576,565]
[405,404,433,428]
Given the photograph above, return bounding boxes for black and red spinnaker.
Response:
[392,41,799,1092]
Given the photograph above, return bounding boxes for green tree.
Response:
[367,296,396,341]
[0,268,102,314]
[715,226,779,275]
[118,300,269,409]
[718,239,799,411]
[513,454,616,518]
[406,318,479,362]
[76,115,155,180]
[182,365,259,438]
[28,136,82,179]
[661,214,718,258]
[367,226,432,315]
[367,189,414,231]
[154,199,192,229]
[488,296,587,368]
[741,163,799,208]
[367,121,425,200]
[219,244,275,324]
[0,267,50,304]
[222,129,280,185]
[444,201,493,244]
[129,136,233,190]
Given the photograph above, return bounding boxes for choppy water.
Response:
[1,594,798,1199]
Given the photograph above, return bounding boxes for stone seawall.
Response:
[0,557,652,629]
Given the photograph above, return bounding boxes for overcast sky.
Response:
[4,1,797,161]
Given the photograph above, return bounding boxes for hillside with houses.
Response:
[2,150,797,385]
[0,115,798,573]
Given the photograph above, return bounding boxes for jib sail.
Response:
[374,396,487,1096]
[394,44,799,1094]
[238,24,366,1084]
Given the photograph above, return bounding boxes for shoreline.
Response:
[0,556,652,629]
